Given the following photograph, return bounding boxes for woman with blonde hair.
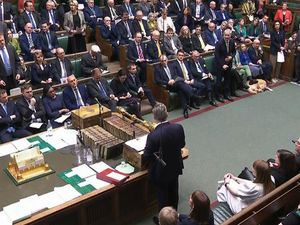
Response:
[178,26,193,54]
[217,160,275,214]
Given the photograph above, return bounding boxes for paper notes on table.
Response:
[125,135,148,152]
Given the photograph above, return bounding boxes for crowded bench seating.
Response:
[95,26,114,62]
[212,173,300,225]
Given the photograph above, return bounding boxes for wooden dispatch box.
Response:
[71,104,111,129]
[123,143,189,170]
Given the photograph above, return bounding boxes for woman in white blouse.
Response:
[217,160,275,214]
[157,8,176,33]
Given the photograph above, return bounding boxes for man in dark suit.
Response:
[81,45,108,77]
[216,21,227,40]
[103,0,120,22]
[100,16,119,59]
[115,12,135,45]
[155,55,194,118]
[83,0,103,29]
[191,25,207,53]
[147,30,165,63]
[19,22,42,61]
[215,4,230,25]
[132,10,150,39]
[203,22,219,47]
[0,0,15,32]
[63,74,91,110]
[168,0,182,16]
[126,63,156,107]
[189,50,218,106]
[51,47,73,83]
[127,32,148,83]
[204,1,217,25]
[248,39,272,82]
[86,68,118,111]
[0,35,21,93]
[258,15,270,36]
[16,84,47,133]
[214,28,236,102]
[164,27,183,59]
[18,1,41,32]
[41,0,60,31]
[39,21,59,58]
[0,89,31,143]
[190,0,206,27]
[143,103,185,223]
[118,0,136,20]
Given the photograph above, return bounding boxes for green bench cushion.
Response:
[57,36,68,52]
[71,59,82,78]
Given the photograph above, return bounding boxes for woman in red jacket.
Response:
[274,2,293,32]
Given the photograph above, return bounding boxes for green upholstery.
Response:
[204,55,214,72]
[71,59,82,78]
[169,92,181,111]
[57,36,68,52]
[294,13,300,31]
[234,11,243,20]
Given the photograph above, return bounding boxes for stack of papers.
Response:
[65,164,96,179]
[19,194,47,215]
[3,202,31,223]
[0,143,17,157]
[54,184,82,202]
[39,191,65,209]
[90,161,113,173]
[0,211,12,225]
[12,139,32,151]
[125,135,148,152]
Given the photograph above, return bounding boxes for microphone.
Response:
[94,97,102,106]
[94,97,103,125]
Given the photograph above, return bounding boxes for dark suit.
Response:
[203,29,219,46]
[86,78,117,111]
[215,10,230,25]
[143,121,185,210]
[51,58,74,80]
[132,19,151,38]
[168,0,182,16]
[39,31,59,58]
[127,73,156,107]
[164,36,183,57]
[41,9,60,31]
[19,32,41,61]
[204,8,217,23]
[83,6,103,28]
[190,2,206,27]
[0,45,20,92]
[214,38,236,97]
[16,96,47,132]
[99,23,119,59]
[270,31,285,55]
[1,2,15,21]
[102,6,120,21]
[191,33,206,53]
[31,63,59,87]
[147,39,165,63]
[63,84,91,110]
[115,20,135,45]
[18,11,41,31]
[0,100,31,143]
[118,3,136,17]
[175,13,194,33]
[80,52,107,77]
[257,21,270,35]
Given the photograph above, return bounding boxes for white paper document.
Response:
[54,184,82,202]
[19,194,47,214]
[12,138,32,151]
[78,175,110,190]
[107,172,126,181]
[125,135,148,152]
[204,44,215,51]
[3,202,31,223]
[29,122,44,129]
[0,211,12,225]
[39,191,65,209]
[0,143,17,157]
[54,113,71,124]
[90,161,112,173]
[71,164,96,179]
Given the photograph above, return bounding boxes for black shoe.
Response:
[183,107,189,118]
[152,216,159,225]
[292,78,299,83]
[190,103,200,109]
[224,96,234,101]
[216,97,224,103]
[209,100,218,107]
[187,105,192,110]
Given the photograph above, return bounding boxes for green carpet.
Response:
[135,83,300,225]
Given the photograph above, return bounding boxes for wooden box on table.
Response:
[71,104,111,129]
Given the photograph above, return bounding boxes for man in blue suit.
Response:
[41,1,60,31]
[118,0,136,20]
[147,30,165,63]
[100,16,119,59]
[115,12,135,45]
[19,22,42,61]
[83,0,103,29]
[203,22,219,47]
[39,21,59,58]
[143,103,185,224]
[63,75,91,111]
[17,1,41,32]
[0,89,31,143]
[215,4,230,25]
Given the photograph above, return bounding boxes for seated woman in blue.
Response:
[42,85,70,128]
[179,190,214,225]
[239,43,261,78]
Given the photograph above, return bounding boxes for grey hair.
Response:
[153,103,168,122]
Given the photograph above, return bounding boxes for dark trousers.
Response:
[2,75,16,95]
[103,99,118,112]
[0,129,32,143]
[169,81,193,108]
[216,67,232,97]
[261,62,273,81]
[143,87,156,107]
[155,176,179,211]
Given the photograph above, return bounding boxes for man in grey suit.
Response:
[86,68,118,111]
[163,27,183,59]
[0,35,21,93]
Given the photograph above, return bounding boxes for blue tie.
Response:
[2,48,12,75]
[98,82,107,97]
[29,12,36,29]
[2,103,7,114]
[46,32,52,50]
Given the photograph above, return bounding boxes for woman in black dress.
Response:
[63,0,87,54]
[178,26,193,55]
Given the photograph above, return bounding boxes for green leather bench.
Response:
[57,35,69,52]
[71,58,82,78]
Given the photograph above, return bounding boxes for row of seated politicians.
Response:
[154,141,300,225]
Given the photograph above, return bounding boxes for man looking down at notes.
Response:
[143,103,185,225]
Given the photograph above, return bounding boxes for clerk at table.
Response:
[0,89,31,143]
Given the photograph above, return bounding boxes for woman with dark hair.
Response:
[217,160,275,214]
[274,2,293,32]
[110,70,142,119]
[269,149,298,187]
[247,17,260,38]
[175,7,194,34]
[269,20,285,83]
[179,190,214,225]
[178,26,193,54]
[16,56,31,86]
[31,52,58,88]
[42,85,70,128]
